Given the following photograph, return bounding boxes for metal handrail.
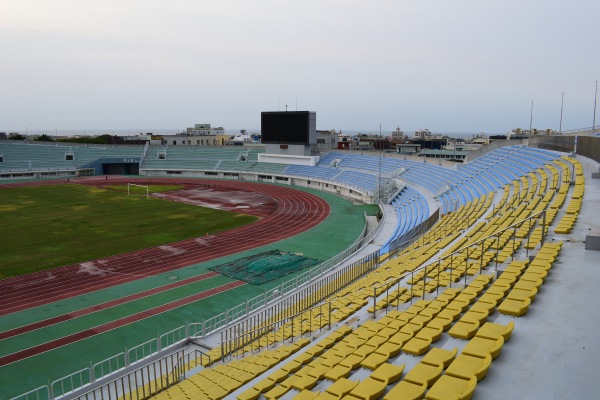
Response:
[371,210,546,318]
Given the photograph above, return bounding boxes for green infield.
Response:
[0,184,258,278]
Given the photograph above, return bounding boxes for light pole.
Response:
[593,81,598,135]
[377,124,382,203]
[559,92,564,134]
[529,100,534,135]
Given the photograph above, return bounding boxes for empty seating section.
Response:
[380,188,430,254]
[333,170,379,191]
[0,142,143,171]
[144,146,579,400]
[284,165,341,180]
[140,147,290,173]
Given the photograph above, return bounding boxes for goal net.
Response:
[127,183,149,198]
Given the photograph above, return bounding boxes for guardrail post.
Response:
[480,240,485,274]
[542,210,546,245]
[492,233,500,271]
[511,226,517,262]
[410,271,414,303]
[422,270,426,300]
[464,246,469,288]
[372,287,377,319]
[526,217,532,258]
[436,260,441,295]
[449,254,453,288]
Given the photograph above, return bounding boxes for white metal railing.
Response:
[199,209,383,336]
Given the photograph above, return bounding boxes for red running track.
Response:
[0,271,219,340]
[0,177,330,316]
[0,280,246,367]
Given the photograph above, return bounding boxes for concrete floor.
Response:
[475,154,600,399]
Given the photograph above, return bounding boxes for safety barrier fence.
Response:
[372,210,547,319]
[220,302,332,361]
[199,209,381,337]
[215,252,379,358]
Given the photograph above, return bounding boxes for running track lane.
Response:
[0,178,330,315]
[0,271,219,340]
[0,181,323,313]
[0,280,246,367]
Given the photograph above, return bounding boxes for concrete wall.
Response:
[140,168,374,203]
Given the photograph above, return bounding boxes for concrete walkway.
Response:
[475,154,600,399]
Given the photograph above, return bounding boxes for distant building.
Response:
[315,130,338,152]
[160,123,228,146]
[0,132,6,140]
[396,144,421,155]
[186,123,225,136]
[414,129,432,139]
[391,127,405,141]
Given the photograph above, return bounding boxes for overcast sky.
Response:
[1,0,599,134]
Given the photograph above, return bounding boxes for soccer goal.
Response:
[127,183,149,198]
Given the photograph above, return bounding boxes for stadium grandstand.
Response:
[0,134,599,400]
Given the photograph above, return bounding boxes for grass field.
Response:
[0,184,258,278]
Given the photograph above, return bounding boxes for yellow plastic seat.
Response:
[476,321,514,341]
[437,307,462,322]
[319,352,345,368]
[324,364,352,381]
[389,331,412,346]
[348,377,387,400]
[293,389,320,400]
[425,375,477,400]
[404,362,443,387]
[468,300,495,315]
[402,336,432,356]
[498,297,531,317]
[323,377,358,398]
[360,352,389,370]
[281,360,303,374]
[290,374,319,391]
[446,353,492,382]
[353,343,378,358]
[376,341,403,358]
[416,326,443,342]
[237,387,260,400]
[370,362,405,384]
[462,336,504,360]
[400,322,424,336]
[448,320,480,340]
[383,380,427,400]
[506,287,538,301]
[264,384,291,400]
[340,353,366,370]
[427,315,453,331]
[421,347,458,369]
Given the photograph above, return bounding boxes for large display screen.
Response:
[261,111,315,145]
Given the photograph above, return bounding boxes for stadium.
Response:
[0,131,599,400]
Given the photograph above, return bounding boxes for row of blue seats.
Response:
[379,187,429,254]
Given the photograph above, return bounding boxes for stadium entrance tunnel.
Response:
[102,162,139,175]
[79,157,141,175]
